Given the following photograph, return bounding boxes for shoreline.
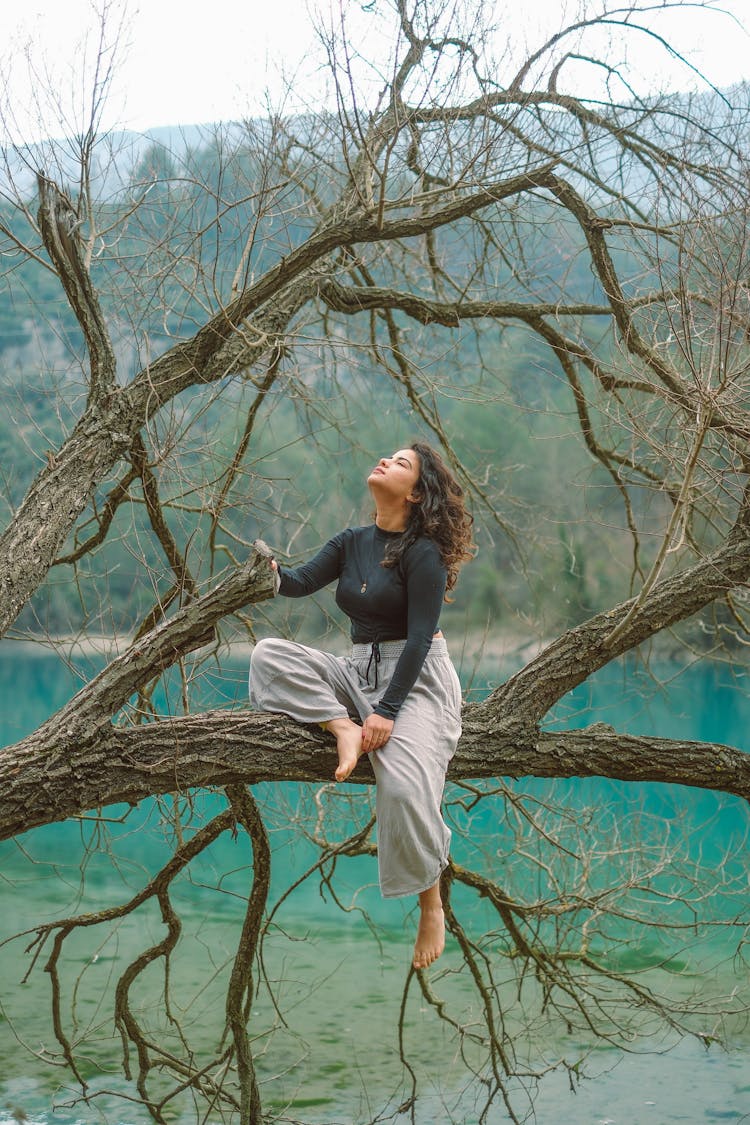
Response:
[1,624,548,661]
[0,624,739,676]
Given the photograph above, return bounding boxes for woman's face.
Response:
[367,448,421,502]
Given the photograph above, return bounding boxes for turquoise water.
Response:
[1,645,749,1123]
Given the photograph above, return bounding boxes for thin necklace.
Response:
[360,551,373,593]
[360,528,384,594]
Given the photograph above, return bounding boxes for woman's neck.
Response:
[374,501,408,533]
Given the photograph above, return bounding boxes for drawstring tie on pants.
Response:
[365,641,381,689]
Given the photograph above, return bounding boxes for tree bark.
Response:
[2,705,747,844]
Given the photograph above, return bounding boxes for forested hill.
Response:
[0,122,679,640]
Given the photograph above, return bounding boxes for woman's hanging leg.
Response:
[413,879,445,970]
[371,723,452,897]
[368,645,461,965]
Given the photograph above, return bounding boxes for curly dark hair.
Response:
[382,441,475,595]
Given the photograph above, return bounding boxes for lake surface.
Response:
[1,644,749,1124]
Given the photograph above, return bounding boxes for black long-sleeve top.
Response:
[277,524,447,719]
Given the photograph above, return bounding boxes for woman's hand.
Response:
[361,712,394,753]
[268,556,281,594]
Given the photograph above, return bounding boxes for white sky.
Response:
[3,0,750,143]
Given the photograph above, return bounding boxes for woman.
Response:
[249,442,474,970]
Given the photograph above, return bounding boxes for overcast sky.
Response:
[4,0,749,142]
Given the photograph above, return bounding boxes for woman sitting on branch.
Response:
[250,442,474,970]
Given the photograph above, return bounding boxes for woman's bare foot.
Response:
[324,717,364,782]
[413,882,445,970]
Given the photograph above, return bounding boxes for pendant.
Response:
[360,581,367,593]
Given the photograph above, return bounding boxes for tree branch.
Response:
[493,492,750,720]
[2,703,750,844]
[43,540,277,735]
[320,278,613,324]
[36,173,116,406]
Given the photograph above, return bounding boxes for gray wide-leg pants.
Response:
[249,635,462,898]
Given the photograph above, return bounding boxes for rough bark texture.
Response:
[3,707,748,844]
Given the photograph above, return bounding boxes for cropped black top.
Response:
[277,524,447,719]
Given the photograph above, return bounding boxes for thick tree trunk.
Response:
[0,407,133,636]
[2,705,748,843]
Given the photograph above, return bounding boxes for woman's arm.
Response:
[275,534,344,597]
